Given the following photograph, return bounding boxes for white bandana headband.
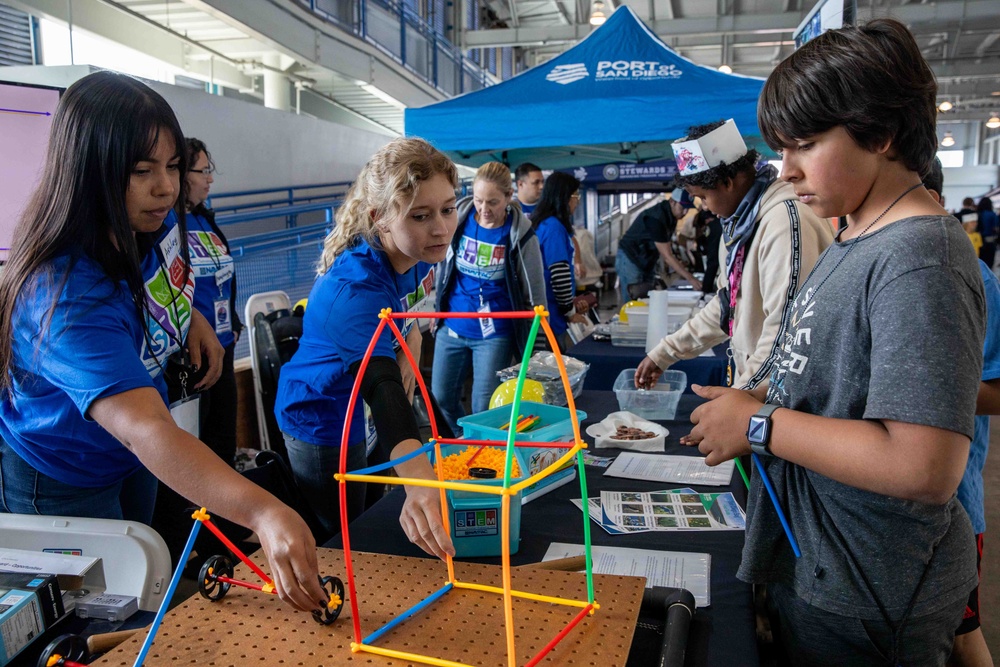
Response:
[671,119,748,176]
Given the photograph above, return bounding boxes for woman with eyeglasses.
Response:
[152,138,244,565]
[529,172,590,351]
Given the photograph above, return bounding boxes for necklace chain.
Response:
[804,182,923,302]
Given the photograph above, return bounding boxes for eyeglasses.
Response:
[190,167,214,175]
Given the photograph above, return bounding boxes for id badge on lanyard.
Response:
[168,367,201,437]
[478,292,496,337]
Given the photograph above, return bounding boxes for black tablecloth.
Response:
[569,335,729,393]
[327,392,757,667]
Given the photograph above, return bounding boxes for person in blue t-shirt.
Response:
[977,197,998,270]
[432,162,548,436]
[922,160,997,667]
[514,162,544,218]
[275,138,457,559]
[153,137,244,566]
[0,71,328,615]
[530,172,591,351]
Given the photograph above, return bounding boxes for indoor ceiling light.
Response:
[941,131,956,147]
[938,100,953,112]
[589,0,607,26]
[718,64,733,74]
[987,115,1000,129]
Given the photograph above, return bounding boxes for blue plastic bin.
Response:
[457,402,587,504]
[429,444,526,558]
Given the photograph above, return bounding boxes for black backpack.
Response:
[252,307,303,457]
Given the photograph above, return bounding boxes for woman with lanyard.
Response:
[529,172,591,351]
[688,20,982,664]
[432,162,547,437]
[153,137,244,566]
[0,71,328,614]
[275,138,455,559]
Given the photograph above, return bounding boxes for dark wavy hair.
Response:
[672,120,759,190]
[979,197,995,214]
[758,18,937,175]
[529,171,580,235]
[0,71,188,392]
[186,136,215,215]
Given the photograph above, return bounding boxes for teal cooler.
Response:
[457,402,587,503]
[431,444,527,558]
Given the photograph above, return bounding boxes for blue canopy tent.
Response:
[405,6,766,169]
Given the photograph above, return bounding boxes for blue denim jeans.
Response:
[431,325,515,436]
[0,437,157,524]
[283,434,368,538]
[615,250,655,304]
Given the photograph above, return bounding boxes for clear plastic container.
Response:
[610,321,646,347]
[612,368,687,420]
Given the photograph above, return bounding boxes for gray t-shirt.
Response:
[741,215,984,620]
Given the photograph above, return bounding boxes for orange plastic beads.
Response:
[435,446,522,480]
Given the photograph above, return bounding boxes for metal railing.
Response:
[297,0,497,96]
[207,181,351,213]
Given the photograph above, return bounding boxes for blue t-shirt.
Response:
[0,222,193,487]
[535,216,575,336]
[959,260,1000,534]
[186,211,236,348]
[518,201,536,218]
[445,209,513,339]
[275,240,433,447]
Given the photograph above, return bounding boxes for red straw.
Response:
[524,604,595,667]
[199,518,272,585]
[215,575,272,593]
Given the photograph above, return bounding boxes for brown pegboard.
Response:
[93,548,644,666]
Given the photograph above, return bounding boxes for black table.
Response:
[569,335,729,393]
[328,392,757,667]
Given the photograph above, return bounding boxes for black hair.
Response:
[529,172,580,236]
[514,162,542,183]
[185,137,215,214]
[186,137,215,172]
[921,156,944,197]
[0,70,188,392]
[758,18,937,175]
[980,197,995,213]
[672,120,759,190]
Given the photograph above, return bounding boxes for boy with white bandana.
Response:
[636,119,833,392]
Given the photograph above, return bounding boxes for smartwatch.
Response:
[747,403,780,456]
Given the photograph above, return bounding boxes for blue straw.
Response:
[362,582,453,645]
[751,452,800,558]
[133,518,202,666]
[352,441,435,476]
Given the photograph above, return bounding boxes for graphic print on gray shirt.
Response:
[740,215,984,620]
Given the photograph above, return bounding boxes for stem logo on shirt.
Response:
[141,227,196,376]
[188,230,232,278]
[456,237,505,281]
[398,266,435,346]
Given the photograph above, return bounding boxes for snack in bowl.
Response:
[610,425,657,441]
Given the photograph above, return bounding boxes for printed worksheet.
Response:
[542,542,711,607]
[600,490,745,531]
[604,452,734,486]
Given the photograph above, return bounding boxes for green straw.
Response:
[735,457,750,490]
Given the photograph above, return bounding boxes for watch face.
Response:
[747,415,770,445]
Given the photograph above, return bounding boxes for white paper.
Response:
[604,452,734,486]
[542,542,711,607]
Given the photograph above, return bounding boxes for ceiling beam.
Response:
[464,0,1000,49]
[7,0,252,89]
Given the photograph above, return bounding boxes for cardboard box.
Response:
[0,548,106,613]
[0,572,64,666]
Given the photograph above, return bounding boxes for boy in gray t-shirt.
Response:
[686,19,983,666]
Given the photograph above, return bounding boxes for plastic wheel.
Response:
[198,554,234,601]
[312,576,345,625]
[37,633,87,667]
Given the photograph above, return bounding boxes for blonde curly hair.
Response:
[318,138,458,274]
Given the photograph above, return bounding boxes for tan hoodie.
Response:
[648,179,834,390]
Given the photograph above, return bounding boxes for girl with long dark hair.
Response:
[0,71,327,614]
[529,171,589,349]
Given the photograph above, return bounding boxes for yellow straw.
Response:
[452,581,597,609]
[352,643,475,667]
